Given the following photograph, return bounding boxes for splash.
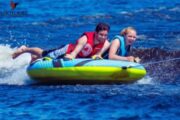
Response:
[136,76,154,85]
[0,44,32,85]
[132,48,180,84]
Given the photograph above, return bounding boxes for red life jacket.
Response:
[66,32,105,58]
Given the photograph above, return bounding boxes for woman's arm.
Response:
[108,39,135,62]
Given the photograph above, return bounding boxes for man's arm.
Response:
[64,35,87,59]
[95,40,110,56]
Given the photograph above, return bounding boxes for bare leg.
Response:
[12,45,43,60]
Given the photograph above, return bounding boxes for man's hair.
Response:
[95,23,110,33]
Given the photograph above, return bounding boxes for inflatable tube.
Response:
[27,58,146,84]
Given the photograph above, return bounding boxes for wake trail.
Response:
[0,44,32,85]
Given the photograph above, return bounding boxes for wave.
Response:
[0,44,32,85]
[118,6,179,22]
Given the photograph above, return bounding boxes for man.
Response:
[12,23,110,62]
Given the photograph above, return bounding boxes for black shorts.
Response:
[42,44,69,59]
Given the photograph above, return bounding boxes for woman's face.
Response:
[125,30,137,45]
[95,30,108,43]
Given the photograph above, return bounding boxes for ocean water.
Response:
[0,0,180,119]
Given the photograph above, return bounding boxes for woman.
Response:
[108,27,140,62]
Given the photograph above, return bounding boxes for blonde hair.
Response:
[120,27,137,36]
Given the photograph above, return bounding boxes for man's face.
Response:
[95,30,108,43]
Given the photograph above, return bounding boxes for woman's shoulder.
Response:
[111,35,122,42]
[113,35,123,40]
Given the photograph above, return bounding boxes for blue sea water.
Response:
[0,0,180,119]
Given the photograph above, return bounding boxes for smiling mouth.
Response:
[128,41,134,44]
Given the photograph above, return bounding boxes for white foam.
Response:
[0,44,32,85]
[137,34,148,40]
[169,7,180,12]
[136,76,154,85]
